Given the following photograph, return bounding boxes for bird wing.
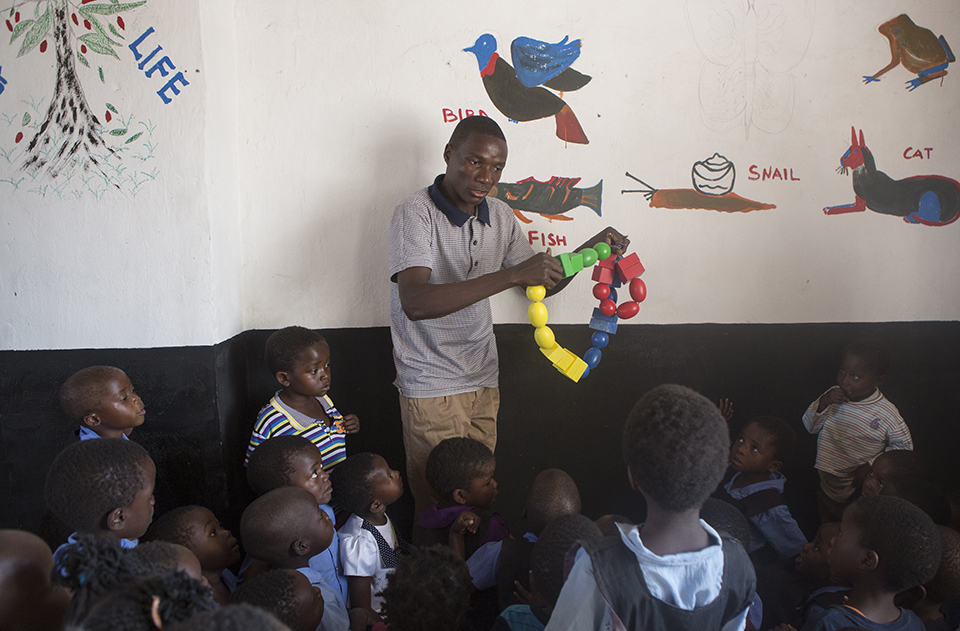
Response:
[510,35,582,88]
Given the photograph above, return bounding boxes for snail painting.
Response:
[622,153,775,213]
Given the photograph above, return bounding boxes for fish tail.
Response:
[581,180,603,216]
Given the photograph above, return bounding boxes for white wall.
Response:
[2,0,959,350]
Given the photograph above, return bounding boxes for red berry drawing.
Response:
[15,12,19,22]
[40,40,47,52]
[81,44,87,54]
[5,19,11,32]
[84,19,91,30]
[117,16,125,30]
[15,132,23,144]
[105,111,112,122]
[72,13,78,25]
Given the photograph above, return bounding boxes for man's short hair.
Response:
[264,327,326,375]
[448,116,505,149]
[622,384,729,513]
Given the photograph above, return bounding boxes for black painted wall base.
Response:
[2,322,958,546]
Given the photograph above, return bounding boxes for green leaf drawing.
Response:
[98,66,104,82]
[106,103,119,114]
[125,132,143,144]
[77,52,90,67]
[17,7,50,57]
[22,112,30,126]
[108,23,124,39]
[7,7,12,17]
[110,128,129,136]
[79,33,119,59]
[10,18,34,44]
[82,15,120,48]
[79,2,146,16]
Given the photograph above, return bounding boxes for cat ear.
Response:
[851,126,857,147]
[859,129,865,148]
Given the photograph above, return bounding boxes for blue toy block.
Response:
[589,317,618,334]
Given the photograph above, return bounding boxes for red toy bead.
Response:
[599,299,616,317]
[629,278,647,302]
[592,283,610,300]
[617,301,640,319]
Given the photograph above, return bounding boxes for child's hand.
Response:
[717,398,734,421]
[450,511,479,536]
[514,570,549,609]
[816,386,847,413]
[342,414,360,434]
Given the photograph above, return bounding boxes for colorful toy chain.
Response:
[526,241,647,382]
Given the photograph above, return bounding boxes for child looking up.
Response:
[229,568,326,631]
[799,495,940,631]
[713,415,807,560]
[329,452,408,621]
[240,486,350,631]
[246,326,360,469]
[60,365,146,440]
[144,505,242,605]
[248,434,345,605]
[546,384,756,631]
[803,339,912,523]
[413,437,508,560]
[44,439,156,566]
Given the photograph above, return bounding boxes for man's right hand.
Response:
[512,252,563,289]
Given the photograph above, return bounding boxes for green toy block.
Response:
[556,252,584,278]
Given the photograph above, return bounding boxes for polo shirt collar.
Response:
[429,174,491,227]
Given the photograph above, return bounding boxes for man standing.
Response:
[388,116,627,515]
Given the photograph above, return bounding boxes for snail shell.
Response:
[692,153,735,196]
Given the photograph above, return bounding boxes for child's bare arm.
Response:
[347,576,374,612]
[448,511,478,559]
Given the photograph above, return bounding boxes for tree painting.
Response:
[3,0,147,184]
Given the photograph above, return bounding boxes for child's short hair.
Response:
[77,571,216,631]
[425,437,494,501]
[927,526,960,603]
[849,495,941,592]
[379,545,473,631]
[531,514,602,607]
[240,487,319,566]
[873,450,930,483]
[144,505,204,547]
[59,365,127,421]
[265,326,326,375]
[622,384,729,513]
[247,435,316,496]
[525,469,581,536]
[843,338,891,376]
[329,452,380,515]
[44,438,152,533]
[700,498,751,550]
[128,541,187,576]
[228,569,302,629]
[167,603,288,631]
[745,415,796,463]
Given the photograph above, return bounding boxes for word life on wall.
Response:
[128,27,189,104]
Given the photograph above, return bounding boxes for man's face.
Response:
[440,132,507,215]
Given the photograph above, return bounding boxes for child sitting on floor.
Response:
[60,365,147,441]
[713,415,807,561]
[229,568,326,631]
[798,495,941,631]
[546,384,756,631]
[44,438,156,569]
[247,434,346,605]
[144,505,242,605]
[413,437,508,559]
[803,339,912,523]
[906,526,960,630]
[862,450,929,498]
[0,529,71,631]
[246,326,360,469]
[329,452,408,623]
[240,486,351,631]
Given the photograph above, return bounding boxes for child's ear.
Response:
[369,498,384,514]
[291,538,311,557]
[105,507,126,532]
[767,460,783,474]
[860,548,880,572]
[452,489,468,506]
[83,413,101,428]
[276,371,291,387]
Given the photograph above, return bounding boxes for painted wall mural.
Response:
[0,0,171,198]
[622,153,776,212]
[686,0,815,138]
[863,15,954,91]
[490,176,602,223]
[824,127,960,226]
[464,33,590,144]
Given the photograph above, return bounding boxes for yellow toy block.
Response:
[540,343,565,364]
[552,348,578,372]
[562,357,589,382]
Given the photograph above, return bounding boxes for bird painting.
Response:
[464,34,591,144]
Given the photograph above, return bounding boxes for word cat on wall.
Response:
[463,33,590,144]
[0,0,160,198]
[686,0,815,138]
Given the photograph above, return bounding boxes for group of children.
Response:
[1,327,958,631]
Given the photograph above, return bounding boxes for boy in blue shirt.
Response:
[713,415,807,561]
[59,366,146,440]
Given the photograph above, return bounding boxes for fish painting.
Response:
[490,176,602,223]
